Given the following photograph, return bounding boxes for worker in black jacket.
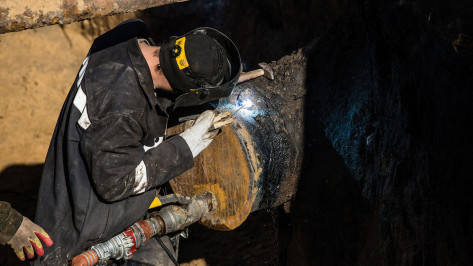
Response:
[33,19,241,265]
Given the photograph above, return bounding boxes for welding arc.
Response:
[228,104,246,117]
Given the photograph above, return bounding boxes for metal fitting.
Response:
[91,231,135,265]
[157,193,215,234]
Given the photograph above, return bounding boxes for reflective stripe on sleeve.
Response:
[78,106,91,130]
[73,56,91,130]
[143,137,163,152]
[133,160,148,194]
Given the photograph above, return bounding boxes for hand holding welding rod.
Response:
[180,105,242,136]
[180,110,217,158]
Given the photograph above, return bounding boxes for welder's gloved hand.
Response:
[180,110,218,158]
[7,216,53,261]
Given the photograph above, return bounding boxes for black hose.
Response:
[156,236,179,266]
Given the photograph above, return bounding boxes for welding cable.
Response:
[156,236,179,266]
[174,234,180,262]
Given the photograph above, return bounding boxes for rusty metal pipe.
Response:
[169,53,306,231]
[0,0,188,34]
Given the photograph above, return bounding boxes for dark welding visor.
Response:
[159,27,241,108]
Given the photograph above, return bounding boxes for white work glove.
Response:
[180,110,219,158]
[7,217,53,260]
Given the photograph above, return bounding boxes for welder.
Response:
[33,19,240,265]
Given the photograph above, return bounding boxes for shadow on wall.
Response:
[287,1,473,265]
[0,164,43,266]
[287,115,369,265]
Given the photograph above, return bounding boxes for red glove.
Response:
[7,216,53,260]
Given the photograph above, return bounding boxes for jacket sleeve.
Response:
[80,114,193,202]
[0,201,23,245]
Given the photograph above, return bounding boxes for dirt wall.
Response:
[0,15,137,173]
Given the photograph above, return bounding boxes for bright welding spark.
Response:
[242,99,253,108]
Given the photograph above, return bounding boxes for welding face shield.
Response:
[159,27,241,108]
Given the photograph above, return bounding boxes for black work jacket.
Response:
[34,20,193,264]
[0,201,22,245]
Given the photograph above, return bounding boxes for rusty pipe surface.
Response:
[169,51,306,230]
[0,0,188,34]
[215,57,305,211]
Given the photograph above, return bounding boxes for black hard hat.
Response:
[159,27,241,108]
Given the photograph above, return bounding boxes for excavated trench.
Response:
[1,0,473,265]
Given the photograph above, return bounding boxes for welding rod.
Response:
[178,106,244,126]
